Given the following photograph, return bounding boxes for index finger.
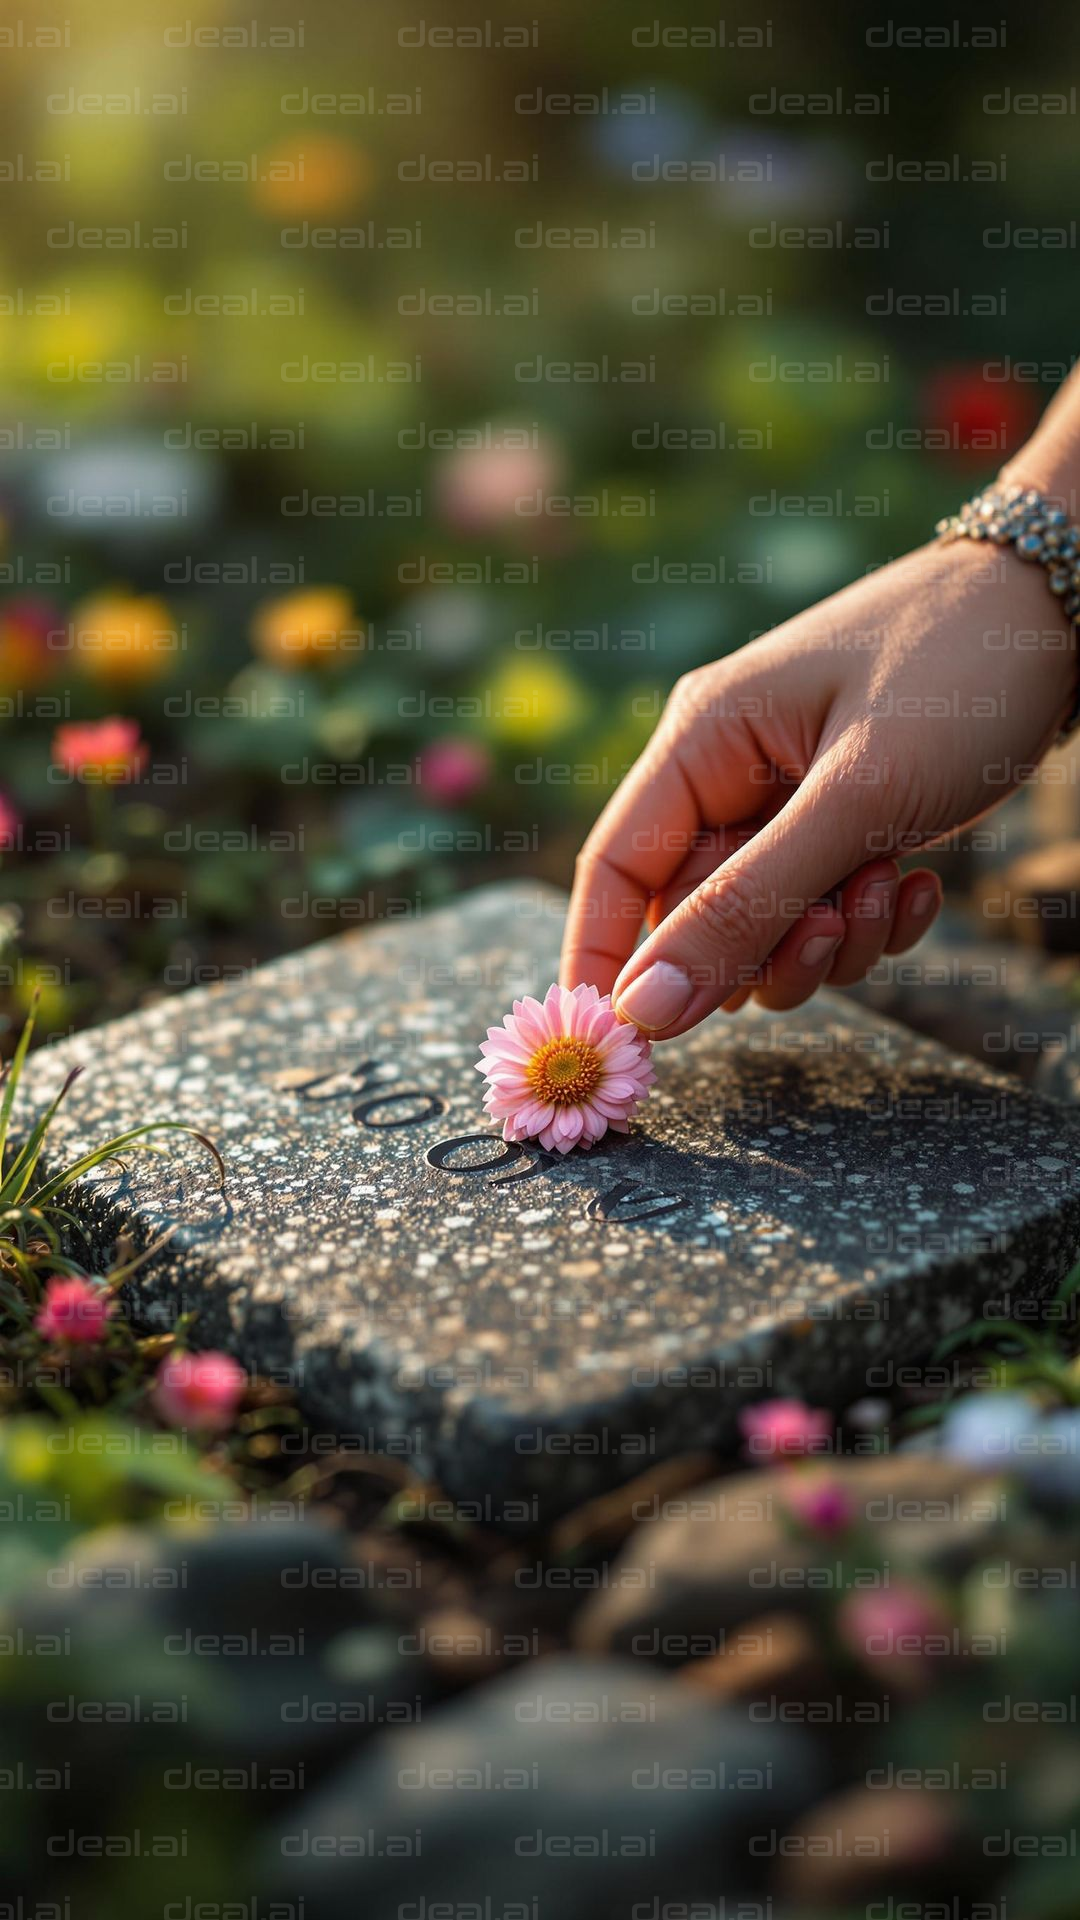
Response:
[559,745,702,996]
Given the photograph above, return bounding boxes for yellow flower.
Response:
[250,588,362,668]
[8,1423,53,1485]
[70,591,179,684]
[12,960,70,1028]
[484,657,588,743]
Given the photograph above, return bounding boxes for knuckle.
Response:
[672,666,706,700]
[573,841,611,891]
[686,868,762,958]
[666,666,712,727]
[839,720,905,801]
[843,727,924,846]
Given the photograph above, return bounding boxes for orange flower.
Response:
[0,597,60,688]
[253,137,369,217]
[250,587,361,668]
[68,590,178,684]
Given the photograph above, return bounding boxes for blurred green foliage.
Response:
[0,0,1076,1038]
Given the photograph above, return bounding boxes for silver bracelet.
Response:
[937,481,1080,743]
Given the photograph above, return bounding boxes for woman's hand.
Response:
[560,533,1077,1040]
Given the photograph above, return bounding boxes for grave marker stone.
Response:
[18,883,1080,1519]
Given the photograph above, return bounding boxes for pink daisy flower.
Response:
[475,982,655,1155]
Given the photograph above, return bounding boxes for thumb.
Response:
[611,758,877,1039]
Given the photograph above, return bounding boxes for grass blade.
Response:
[0,1068,84,1207]
[0,990,39,1182]
[28,1122,227,1212]
[935,1318,1048,1360]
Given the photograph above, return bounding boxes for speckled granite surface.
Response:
[17,883,1080,1517]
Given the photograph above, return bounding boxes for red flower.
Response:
[921,366,1035,462]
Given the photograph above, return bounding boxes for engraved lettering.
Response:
[424,1132,556,1184]
[425,1133,523,1174]
[586,1180,688,1223]
[294,1058,394,1102]
[352,1091,447,1130]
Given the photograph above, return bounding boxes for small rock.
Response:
[263,1656,829,1919]
[1,1520,434,1777]
[773,1784,958,1906]
[843,1397,892,1432]
[574,1456,1006,1658]
[410,1608,509,1682]
[979,842,1080,952]
[675,1611,823,1705]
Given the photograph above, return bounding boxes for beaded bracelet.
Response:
[936,481,1080,743]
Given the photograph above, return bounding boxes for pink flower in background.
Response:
[51,716,148,781]
[419,736,492,805]
[153,1350,247,1431]
[786,1477,853,1534]
[35,1277,114,1346]
[0,791,20,852]
[739,1398,833,1459]
[476,983,654,1154]
[838,1584,948,1666]
[436,437,562,532]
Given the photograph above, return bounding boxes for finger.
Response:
[645,825,758,932]
[737,864,938,1011]
[560,848,654,999]
[722,985,754,1013]
[824,860,900,988]
[667,854,898,996]
[560,699,770,995]
[560,743,696,996]
[751,902,848,1012]
[884,869,942,955]
[746,863,896,1008]
[612,748,878,1039]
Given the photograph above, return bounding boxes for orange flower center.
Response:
[526,1036,603,1107]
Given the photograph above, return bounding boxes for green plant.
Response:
[896,1258,1080,1439]
[0,992,225,1401]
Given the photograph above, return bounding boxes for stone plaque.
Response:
[17,883,1080,1518]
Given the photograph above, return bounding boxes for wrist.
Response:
[931,508,1077,747]
[999,428,1080,511]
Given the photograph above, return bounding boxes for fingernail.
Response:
[799,933,841,970]
[615,961,693,1031]
[863,879,893,920]
[910,886,937,916]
